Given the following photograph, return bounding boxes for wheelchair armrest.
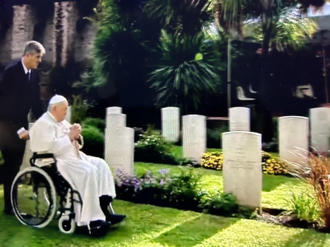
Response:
[30,153,57,167]
[32,153,55,159]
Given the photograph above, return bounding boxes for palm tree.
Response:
[243,7,317,50]
[145,0,214,37]
[91,0,149,88]
[216,0,315,142]
[145,0,226,113]
[148,30,225,113]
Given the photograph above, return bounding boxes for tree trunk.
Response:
[256,0,274,143]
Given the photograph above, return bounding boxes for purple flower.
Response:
[159,169,168,175]
[160,179,165,185]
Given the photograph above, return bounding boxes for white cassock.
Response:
[29,112,116,226]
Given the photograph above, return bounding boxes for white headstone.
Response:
[222,131,262,209]
[21,123,34,171]
[105,127,134,175]
[104,114,127,165]
[107,107,122,115]
[279,116,309,169]
[310,107,330,153]
[182,115,206,162]
[65,106,72,124]
[161,107,180,142]
[229,107,250,131]
[106,112,126,129]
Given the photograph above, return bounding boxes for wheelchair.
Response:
[10,152,115,234]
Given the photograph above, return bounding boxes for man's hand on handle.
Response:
[17,128,30,141]
[20,131,30,141]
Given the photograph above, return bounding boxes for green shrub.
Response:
[286,191,320,223]
[136,128,171,153]
[162,170,205,210]
[82,118,105,133]
[207,125,229,149]
[134,128,179,165]
[81,126,104,158]
[201,192,238,216]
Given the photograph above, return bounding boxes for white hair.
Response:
[47,101,67,112]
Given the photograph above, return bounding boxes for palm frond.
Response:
[222,0,247,23]
[242,7,317,50]
[95,0,144,30]
[145,0,213,37]
[274,7,317,49]
[92,24,149,87]
[148,31,226,112]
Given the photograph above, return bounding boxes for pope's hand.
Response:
[72,124,82,139]
[69,125,81,141]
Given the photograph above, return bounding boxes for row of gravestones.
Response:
[229,106,330,163]
[163,106,330,164]
[21,106,330,211]
[162,106,330,210]
[104,107,207,176]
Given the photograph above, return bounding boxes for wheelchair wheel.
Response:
[11,167,57,228]
[58,214,76,234]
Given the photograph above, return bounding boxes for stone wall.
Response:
[0,1,97,75]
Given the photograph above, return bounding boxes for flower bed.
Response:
[200,151,288,175]
[115,169,242,216]
[114,165,328,232]
[262,152,287,175]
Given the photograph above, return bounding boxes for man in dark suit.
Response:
[0,41,45,215]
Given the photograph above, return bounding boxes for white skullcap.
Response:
[49,95,67,105]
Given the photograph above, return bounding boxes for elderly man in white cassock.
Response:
[29,95,126,230]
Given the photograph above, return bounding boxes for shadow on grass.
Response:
[153,214,238,247]
[283,229,329,247]
[262,173,301,192]
[0,197,202,247]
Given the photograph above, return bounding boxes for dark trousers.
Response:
[0,121,26,210]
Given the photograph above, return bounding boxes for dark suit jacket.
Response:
[0,60,43,129]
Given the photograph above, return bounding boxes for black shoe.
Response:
[106,214,126,225]
[90,220,110,228]
[88,220,111,237]
[3,208,14,216]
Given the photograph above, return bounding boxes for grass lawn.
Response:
[0,151,323,247]
[1,184,329,247]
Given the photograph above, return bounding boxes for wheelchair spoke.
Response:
[12,169,57,227]
[43,190,50,206]
[35,187,40,219]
